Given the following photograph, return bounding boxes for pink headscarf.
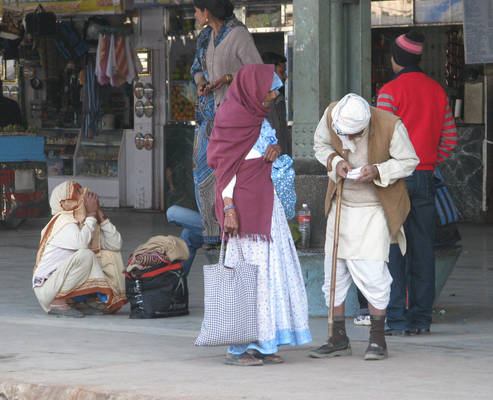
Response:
[207,64,275,239]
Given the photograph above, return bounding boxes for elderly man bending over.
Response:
[309,93,419,360]
[33,181,127,317]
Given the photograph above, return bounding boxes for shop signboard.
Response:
[415,0,463,24]
[371,0,413,26]
[133,0,191,7]
[463,0,493,64]
[0,0,122,14]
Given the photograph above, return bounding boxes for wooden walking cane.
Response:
[328,179,344,338]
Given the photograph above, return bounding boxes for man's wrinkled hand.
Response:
[336,160,352,179]
[355,164,379,183]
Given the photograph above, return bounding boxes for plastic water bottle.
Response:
[297,203,311,249]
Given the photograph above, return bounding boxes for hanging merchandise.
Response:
[106,34,118,85]
[36,36,65,80]
[95,34,110,85]
[54,21,89,60]
[95,33,142,88]
[25,5,57,37]
[125,35,141,81]
[83,17,108,44]
[0,9,24,40]
[134,81,144,98]
[64,61,81,108]
[82,55,101,138]
[2,37,23,60]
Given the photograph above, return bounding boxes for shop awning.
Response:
[133,0,287,8]
[0,0,123,15]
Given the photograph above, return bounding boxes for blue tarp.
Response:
[0,136,46,162]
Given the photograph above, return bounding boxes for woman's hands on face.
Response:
[264,145,281,163]
[84,192,99,217]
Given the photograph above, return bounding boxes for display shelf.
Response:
[42,128,80,176]
[45,130,124,207]
[74,130,122,178]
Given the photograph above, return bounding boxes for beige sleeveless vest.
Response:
[324,102,410,239]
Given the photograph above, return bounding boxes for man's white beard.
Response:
[338,134,356,153]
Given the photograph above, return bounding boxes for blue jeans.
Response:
[387,170,436,330]
[166,206,203,276]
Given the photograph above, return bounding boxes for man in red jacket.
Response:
[377,31,457,335]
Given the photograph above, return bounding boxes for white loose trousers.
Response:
[322,255,393,311]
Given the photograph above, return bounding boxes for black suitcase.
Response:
[125,261,189,319]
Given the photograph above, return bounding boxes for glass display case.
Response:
[42,128,79,177]
[74,130,122,178]
[166,32,197,122]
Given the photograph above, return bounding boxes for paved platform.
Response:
[0,210,492,400]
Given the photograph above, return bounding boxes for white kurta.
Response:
[33,217,126,312]
[313,106,419,262]
[33,217,122,287]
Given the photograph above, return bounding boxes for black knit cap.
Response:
[392,30,425,67]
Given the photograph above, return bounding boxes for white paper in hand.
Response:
[346,166,362,180]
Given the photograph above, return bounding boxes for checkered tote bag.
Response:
[195,236,258,346]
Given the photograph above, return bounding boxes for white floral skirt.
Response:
[226,193,312,355]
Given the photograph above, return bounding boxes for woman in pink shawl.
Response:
[208,64,311,366]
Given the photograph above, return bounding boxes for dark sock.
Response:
[329,316,347,344]
[370,315,386,348]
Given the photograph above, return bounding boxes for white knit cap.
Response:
[331,93,370,152]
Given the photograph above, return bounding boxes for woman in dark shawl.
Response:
[208,64,311,366]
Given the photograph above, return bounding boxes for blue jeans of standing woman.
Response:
[166,206,203,276]
[387,170,436,330]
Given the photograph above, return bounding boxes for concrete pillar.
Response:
[292,0,371,159]
[292,0,331,159]
[292,0,371,248]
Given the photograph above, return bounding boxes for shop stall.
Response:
[0,134,49,227]
[0,2,141,207]
[371,0,490,221]
[161,1,293,209]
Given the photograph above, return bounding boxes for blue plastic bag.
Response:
[271,154,297,219]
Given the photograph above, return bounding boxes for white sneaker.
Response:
[354,315,371,326]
